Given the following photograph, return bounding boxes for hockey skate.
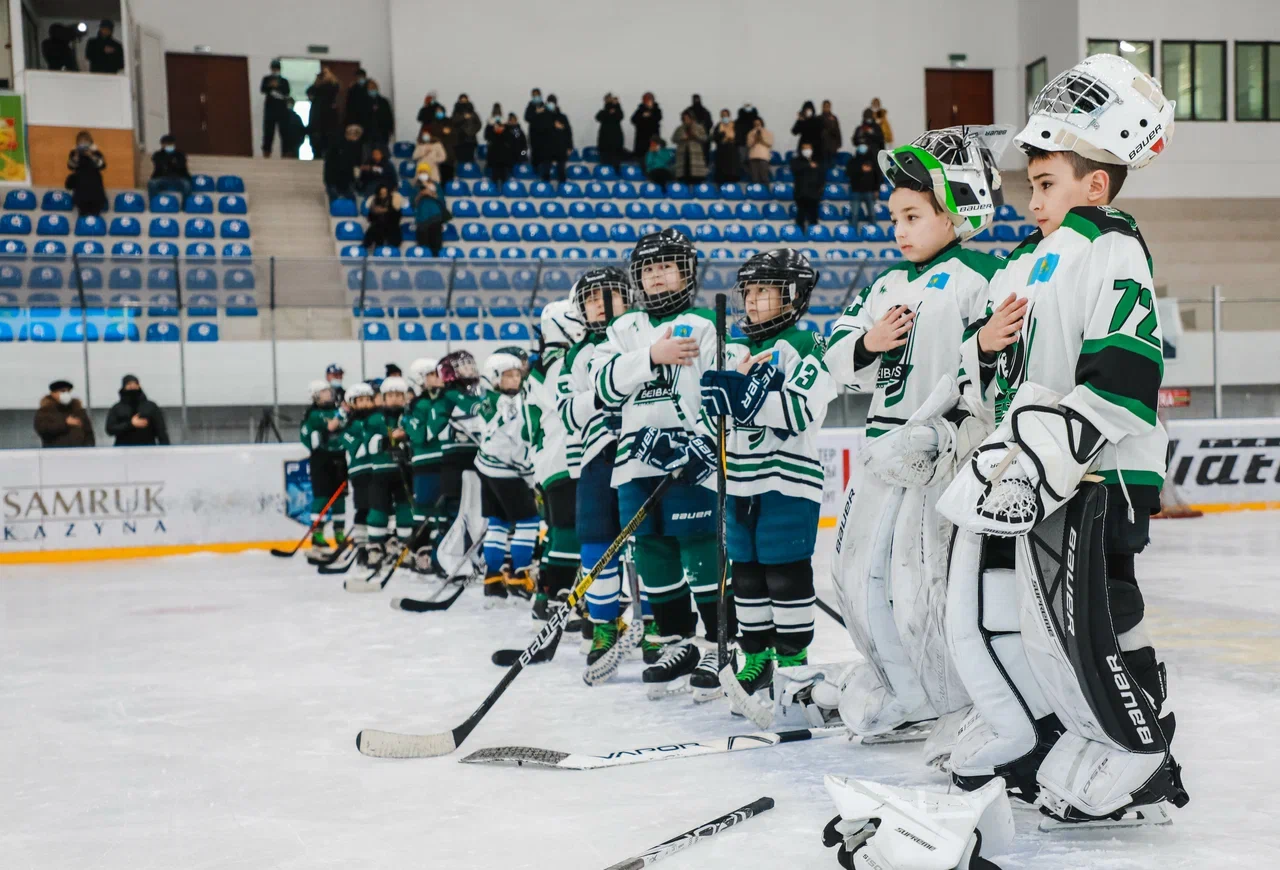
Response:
[642,635,698,700]
[483,572,508,609]
[305,531,335,564]
[861,719,936,745]
[640,620,664,663]
[502,566,536,601]
[721,648,776,728]
[691,638,735,703]
[344,543,387,593]
[582,619,629,686]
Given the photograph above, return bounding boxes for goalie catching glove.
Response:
[633,426,717,485]
[700,362,785,426]
[937,383,1104,537]
[862,375,991,489]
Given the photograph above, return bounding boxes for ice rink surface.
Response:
[4,512,1280,869]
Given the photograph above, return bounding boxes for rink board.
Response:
[2,417,1278,562]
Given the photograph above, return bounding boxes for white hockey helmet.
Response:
[345,382,375,401]
[407,357,439,390]
[1015,53,1174,170]
[540,298,587,346]
[379,376,410,396]
[879,125,1013,241]
[483,352,525,384]
[308,379,331,400]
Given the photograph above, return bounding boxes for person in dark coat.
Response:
[357,146,396,198]
[506,114,529,165]
[542,95,573,184]
[86,20,124,74]
[363,184,406,249]
[846,139,882,236]
[630,93,662,162]
[324,124,364,202]
[306,67,341,159]
[485,117,519,185]
[280,98,307,158]
[820,100,843,169]
[712,110,742,184]
[790,141,824,233]
[417,91,446,130]
[791,100,825,163]
[34,380,95,448]
[733,103,762,151]
[66,131,107,217]
[148,134,192,202]
[596,93,626,173]
[106,375,170,447]
[260,60,291,157]
[527,99,557,181]
[524,88,544,125]
[345,68,372,133]
[425,108,458,185]
[364,79,395,153]
[452,95,482,165]
[41,24,77,71]
[683,94,713,159]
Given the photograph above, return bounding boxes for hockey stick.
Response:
[344,504,440,593]
[271,481,348,558]
[602,797,774,870]
[317,543,359,574]
[815,596,845,627]
[460,724,845,770]
[356,469,682,759]
[393,534,488,612]
[714,293,731,676]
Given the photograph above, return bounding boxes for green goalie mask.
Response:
[878,125,1013,241]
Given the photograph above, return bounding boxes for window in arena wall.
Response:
[1236,43,1280,121]
[1086,39,1154,77]
[1025,57,1047,117]
[1162,41,1227,121]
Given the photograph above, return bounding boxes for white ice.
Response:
[4,513,1280,869]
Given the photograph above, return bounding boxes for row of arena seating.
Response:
[0,263,256,292]
[356,314,849,343]
[392,141,854,167]
[3,190,248,216]
[393,159,884,186]
[1,214,252,239]
[333,243,1014,260]
[0,239,253,260]
[1,177,245,213]
[0,317,222,343]
[340,198,905,223]
[357,178,912,203]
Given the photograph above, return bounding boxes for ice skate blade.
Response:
[343,576,384,593]
[860,720,934,745]
[646,675,692,700]
[720,666,775,729]
[1038,802,1173,832]
[692,685,725,704]
[579,638,593,655]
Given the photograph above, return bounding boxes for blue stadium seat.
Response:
[492,223,519,244]
[707,203,732,221]
[540,201,567,220]
[411,268,445,290]
[692,183,717,200]
[562,247,588,259]
[146,322,178,342]
[347,267,375,291]
[990,224,1015,243]
[4,189,36,210]
[392,141,414,159]
[625,202,651,220]
[499,322,530,341]
[186,242,216,260]
[523,246,552,260]
[584,182,609,200]
[470,246,496,259]
[444,180,470,197]
[610,223,638,243]
[149,193,180,213]
[401,246,430,259]
[21,321,57,342]
[567,164,590,180]
[149,217,179,238]
[428,322,461,340]
[761,202,788,221]
[464,321,497,341]
[881,248,904,260]
[851,248,875,260]
[557,182,584,198]
[370,245,400,259]
[500,180,528,198]
[751,225,779,244]
[874,204,891,221]
[389,294,419,317]
[521,224,550,243]
[636,222,661,236]
[216,175,245,194]
[185,218,215,239]
[226,293,258,316]
[220,219,250,239]
[74,240,106,259]
[28,266,63,290]
[580,147,598,162]
[553,223,579,242]
[41,191,73,211]
[971,228,994,242]
[222,243,252,259]
[879,183,891,201]
[709,247,735,260]
[109,216,141,237]
[566,201,591,219]
[147,267,177,291]
[454,270,480,294]
[109,291,142,316]
[771,183,794,201]
[859,224,887,242]
[187,293,217,316]
[639,182,664,200]
[680,203,707,221]
[531,181,555,199]
[652,202,677,222]
[27,291,61,315]
[109,267,142,290]
[398,160,416,179]
[582,223,608,243]
[336,221,363,241]
[187,322,218,341]
[500,246,526,259]
[452,200,479,219]
[542,269,572,291]
[457,161,482,180]
[222,268,253,291]
[591,246,618,259]
[825,166,844,183]
[482,200,510,219]
[512,163,536,179]
[666,183,691,201]
[593,164,617,181]
[716,183,742,201]
[462,222,490,242]
[0,320,11,341]
[808,224,832,242]
[472,180,500,198]
[702,268,729,290]
[398,321,427,340]
[994,204,1020,222]
[186,267,217,290]
[0,265,20,286]
[511,201,536,220]
[184,194,213,214]
[746,183,770,201]
[818,203,840,223]
[380,268,410,290]
[0,214,31,235]
[192,174,214,193]
[329,197,358,218]
[481,269,512,291]
[833,224,857,244]
[612,182,638,200]
[694,224,722,243]
[440,245,464,258]
[104,321,139,342]
[38,214,70,236]
[70,288,105,313]
[34,240,67,258]
[780,224,804,244]
[621,164,645,181]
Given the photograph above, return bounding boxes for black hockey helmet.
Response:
[628,228,698,317]
[571,266,631,333]
[437,350,481,393]
[733,248,818,340]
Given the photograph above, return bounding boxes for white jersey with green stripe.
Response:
[589,307,719,489]
[557,334,613,478]
[965,206,1168,492]
[826,241,997,438]
[474,391,533,480]
[527,347,569,488]
[723,325,837,502]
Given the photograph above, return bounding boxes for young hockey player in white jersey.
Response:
[475,351,539,603]
[589,229,736,699]
[823,125,1009,744]
[699,248,836,720]
[938,54,1188,827]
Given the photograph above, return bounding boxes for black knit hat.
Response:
[49,379,73,392]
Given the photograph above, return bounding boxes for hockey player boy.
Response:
[403,357,445,567]
[938,54,1188,825]
[590,228,736,700]
[361,377,415,569]
[823,125,1008,743]
[338,382,376,566]
[700,249,836,716]
[430,351,491,544]
[476,352,540,603]
[300,380,348,561]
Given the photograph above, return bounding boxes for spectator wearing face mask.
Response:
[744,117,773,185]
[524,88,544,126]
[260,60,291,158]
[791,100,824,163]
[306,67,341,159]
[417,91,446,129]
[852,108,886,156]
[484,115,516,185]
[596,93,626,174]
[345,68,372,133]
[820,100,842,169]
[34,380,95,448]
[424,108,458,185]
[630,92,662,162]
[86,20,124,74]
[734,102,762,157]
[66,131,107,217]
[148,135,191,203]
[324,124,364,202]
[365,80,395,153]
[870,97,893,147]
[281,98,307,159]
[672,110,708,186]
[527,97,557,182]
[414,176,450,254]
[845,137,882,236]
[683,94,713,159]
[790,141,823,234]
[363,183,407,249]
[452,95,482,165]
[413,129,447,183]
[543,95,573,184]
[106,375,170,447]
[358,147,396,198]
[506,113,529,165]
[644,136,675,192]
[712,110,742,184]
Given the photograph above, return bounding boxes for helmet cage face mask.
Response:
[732,250,816,341]
[880,127,1006,240]
[630,250,698,317]
[1031,67,1121,132]
[571,269,632,334]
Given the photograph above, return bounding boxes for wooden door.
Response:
[924,69,994,129]
[165,53,252,156]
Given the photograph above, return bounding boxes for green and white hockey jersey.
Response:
[964,206,1167,495]
[590,307,719,489]
[723,325,837,503]
[431,387,492,456]
[527,346,570,489]
[557,333,614,478]
[475,391,533,480]
[826,241,999,438]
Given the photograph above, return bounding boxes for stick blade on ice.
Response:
[356,728,457,758]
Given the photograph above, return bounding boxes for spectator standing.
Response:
[345,68,372,133]
[712,110,742,184]
[672,111,708,185]
[524,88,544,126]
[845,139,881,236]
[790,142,823,233]
[452,95,482,165]
[363,183,406,249]
[630,93,662,161]
[484,116,517,186]
[791,100,824,162]
[260,60,291,158]
[148,134,192,202]
[527,98,556,181]
[106,376,170,447]
[852,109,886,156]
[65,131,107,217]
[364,80,395,153]
[358,146,396,198]
[506,112,529,165]
[306,67,341,159]
[426,107,458,185]
[745,117,773,185]
[41,24,77,71]
[417,91,446,130]
[85,20,124,74]
[683,94,713,159]
[34,380,95,448]
[820,100,842,168]
[734,102,762,157]
[324,124,364,202]
[643,136,675,192]
[412,130,447,183]
[413,176,450,254]
[545,95,574,184]
[280,98,307,158]
[870,97,893,146]
[596,93,626,174]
